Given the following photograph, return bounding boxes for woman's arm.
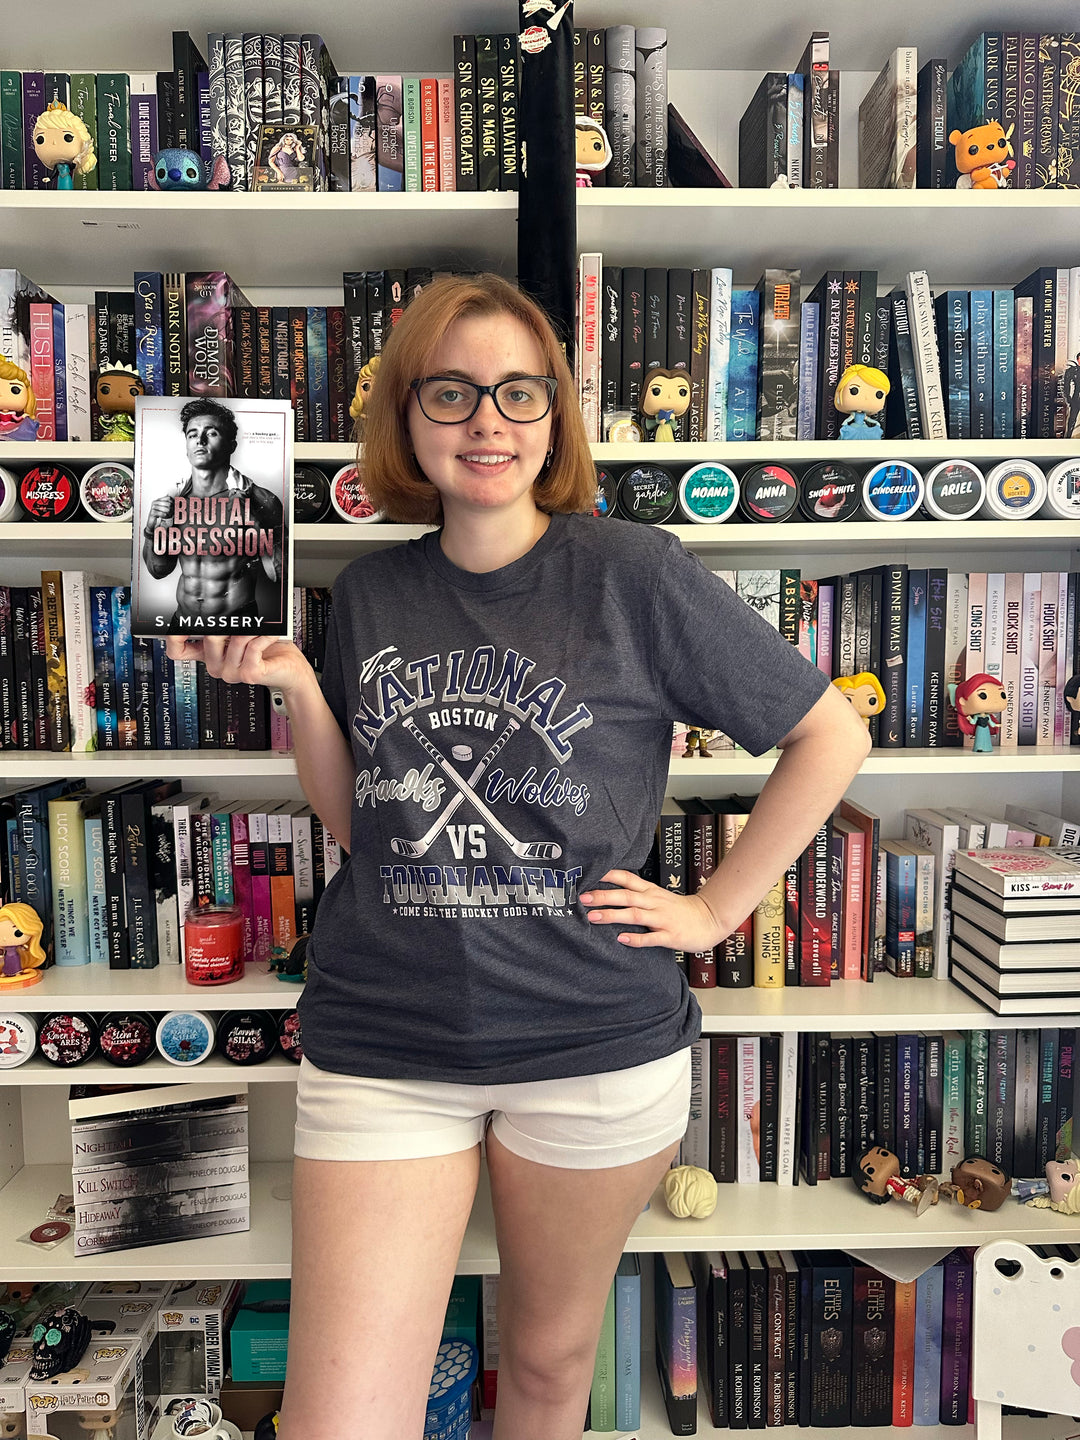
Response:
[166,636,355,851]
[581,682,871,949]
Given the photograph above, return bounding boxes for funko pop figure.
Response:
[854,1145,939,1215]
[0,902,46,988]
[31,103,97,189]
[640,367,691,442]
[945,1155,1012,1211]
[950,120,1015,189]
[349,355,381,433]
[148,147,231,191]
[949,672,1007,753]
[77,1413,120,1440]
[834,363,890,440]
[96,363,145,442]
[575,115,612,187]
[0,357,39,441]
[681,725,717,758]
[832,672,886,726]
[1024,1159,1080,1215]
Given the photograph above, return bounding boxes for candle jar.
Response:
[184,905,245,986]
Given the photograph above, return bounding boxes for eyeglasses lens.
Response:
[416,378,552,423]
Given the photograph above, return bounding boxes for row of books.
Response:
[575,259,1080,444]
[675,1023,1075,1193]
[2,777,343,969]
[691,567,1080,752]
[0,578,331,754]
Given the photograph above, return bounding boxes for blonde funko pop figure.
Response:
[349,355,381,432]
[834,363,890,440]
[31,103,97,190]
[0,902,46,988]
[0,357,39,440]
[832,671,886,726]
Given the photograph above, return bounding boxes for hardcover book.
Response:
[654,1251,697,1435]
[858,46,918,188]
[130,396,293,638]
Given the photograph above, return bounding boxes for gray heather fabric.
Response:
[300,512,829,1083]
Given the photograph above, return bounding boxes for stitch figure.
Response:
[950,120,1015,189]
[30,103,97,189]
[0,902,46,988]
[640,367,691,442]
[0,357,39,440]
[834,363,890,439]
[148,147,231,191]
[575,115,612,186]
[96,363,145,442]
[948,672,1007,753]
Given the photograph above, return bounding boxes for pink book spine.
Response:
[1055,570,1069,743]
[1037,570,1059,745]
[437,77,456,191]
[841,828,865,981]
[229,809,256,963]
[29,302,57,442]
[1000,571,1023,746]
[963,571,987,749]
[248,808,274,965]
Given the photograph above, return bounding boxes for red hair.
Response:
[953,672,1005,735]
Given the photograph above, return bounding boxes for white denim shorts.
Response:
[294,1045,692,1170]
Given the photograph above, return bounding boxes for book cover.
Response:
[634,27,667,186]
[858,46,917,188]
[755,268,801,441]
[614,1253,640,1430]
[668,102,732,187]
[130,396,292,638]
[604,25,635,188]
[912,1260,944,1425]
[692,1251,727,1427]
[654,1252,697,1435]
[851,1263,893,1425]
[475,36,499,192]
[916,57,948,187]
[739,72,787,187]
[809,1252,852,1427]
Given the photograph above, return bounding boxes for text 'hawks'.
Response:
[353,644,594,760]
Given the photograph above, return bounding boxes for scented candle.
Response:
[184,905,245,986]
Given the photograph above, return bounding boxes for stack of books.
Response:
[68,1081,250,1256]
[948,847,1080,1014]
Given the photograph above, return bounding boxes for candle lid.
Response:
[293,465,333,524]
[98,1012,156,1067]
[592,467,618,517]
[677,463,739,523]
[0,1012,37,1068]
[738,464,799,523]
[798,460,862,522]
[861,461,925,521]
[278,1009,304,1062]
[80,462,135,523]
[217,1010,278,1065]
[156,1010,216,1066]
[330,464,381,522]
[922,460,986,520]
[19,465,81,521]
[38,1012,98,1066]
[615,465,678,524]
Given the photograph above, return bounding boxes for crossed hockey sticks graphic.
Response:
[399,716,563,860]
[390,716,520,858]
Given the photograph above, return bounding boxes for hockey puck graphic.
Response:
[30,1221,71,1244]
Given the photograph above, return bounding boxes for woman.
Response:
[168,273,869,1439]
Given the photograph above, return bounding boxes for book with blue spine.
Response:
[7,780,83,962]
[912,1259,944,1426]
[90,585,118,751]
[906,568,928,747]
[210,801,236,905]
[84,813,108,964]
[1035,1027,1058,1170]
[969,289,994,439]
[884,844,917,979]
[939,1248,973,1425]
[48,791,97,967]
[797,300,819,439]
[173,657,200,748]
[895,1031,920,1174]
[924,568,948,748]
[934,290,969,439]
[135,272,165,395]
[993,288,1015,438]
[110,586,137,750]
[726,287,760,442]
[614,1252,641,1430]
[705,266,732,441]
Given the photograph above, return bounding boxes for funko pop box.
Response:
[0,1339,33,1432]
[81,1283,175,1433]
[156,1279,242,1411]
[24,1336,147,1440]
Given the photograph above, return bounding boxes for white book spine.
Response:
[904,809,960,982]
[944,572,968,738]
[679,1037,710,1169]
[904,269,948,437]
[983,571,1005,682]
[736,1035,760,1183]
[1037,570,1059,745]
[577,252,602,443]
[1000,571,1023,746]
[1055,569,1069,743]
[62,571,96,752]
[705,267,732,441]
[64,303,92,441]
[173,805,196,962]
[776,1032,798,1186]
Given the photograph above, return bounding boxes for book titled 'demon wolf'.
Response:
[130,395,293,638]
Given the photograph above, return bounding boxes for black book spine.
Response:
[256,306,274,399]
[923,568,948,746]
[163,274,187,398]
[100,792,130,969]
[987,1028,1016,1172]
[923,1031,944,1175]
[727,1256,749,1429]
[497,33,519,191]
[271,307,291,404]
[453,35,477,191]
[867,571,883,746]
[365,271,386,357]
[586,29,606,186]
[1017,33,1038,190]
[886,289,923,439]
[643,266,667,375]
[326,304,349,443]
[238,684,269,751]
[916,58,948,188]
[620,266,645,409]
[121,788,156,967]
[9,588,33,752]
[342,273,369,385]
[874,1032,897,1152]
[666,267,693,372]
[877,564,908,748]
[759,1035,780,1182]
[798,1036,817,1185]
[1002,34,1021,179]
[385,270,406,330]
[814,1033,831,1180]
[572,28,587,116]
[0,587,14,749]
[235,305,257,399]
[108,290,137,370]
[1036,35,1060,189]
[688,267,710,443]
[746,1254,767,1428]
[327,79,351,193]
[830,1035,853,1178]
[1012,1027,1040,1176]
[152,641,176,751]
[856,271,878,367]
[197,663,219,747]
[739,72,786,187]
[131,636,156,748]
[475,34,499,192]
[854,1035,876,1154]
[710,1035,735,1184]
[219,680,240,749]
[27,587,49,751]
[600,265,622,422]
[808,271,844,441]
[873,293,891,375]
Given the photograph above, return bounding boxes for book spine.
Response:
[401,77,421,192]
[83,815,108,964]
[96,74,132,190]
[904,270,948,438]
[497,35,519,191]
[134,272,165,396]
[939,1250,973,1424]
[1,72,25,189]
[129,81,159,191]
[797,300,819,440]
[830,1035,853,1177]
[605,26,635,187]
[912,1262,944,1426]
[726,288,759,442]
[1036,36,1060,189]
[987,1028,1016,1171]
[590,1280,616,1430]
[614,1257,640,1430]
[49,797,90,967]
[375,74,403,191]
[710,1035,735,1184]
[577,253,601,443]
[1035,1027,1059,1170]
[121,789,156,967]
[475,36,499,192]
[756,268,801,441]
[99,792,129,969]
[223,34,247,190]
[634,27,667,186]
[110,586,137,750]
[39,571,69,751]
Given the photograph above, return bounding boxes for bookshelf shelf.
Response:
[1,1158,1075,1284]
[5,961,296,1013]
[3,745,1076,782]
[6,1056,301,1084]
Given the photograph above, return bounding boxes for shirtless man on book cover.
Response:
[140,397,285,631]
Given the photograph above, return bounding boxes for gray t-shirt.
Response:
[301,512,829,1084]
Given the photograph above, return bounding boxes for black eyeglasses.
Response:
[409,375,557,424]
